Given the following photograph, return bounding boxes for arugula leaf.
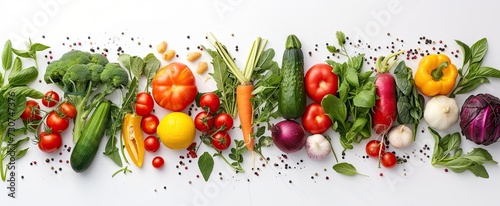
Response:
[2,40,12,70]
[198,152,214,181]
[333,162,367,177]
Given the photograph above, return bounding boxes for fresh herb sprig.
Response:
[322,31,376,151]
[428,127,497,178]
[1,39,48,181]
[450,38,500,97]
[393,61,424,140]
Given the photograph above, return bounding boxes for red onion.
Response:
[271,120,306,153]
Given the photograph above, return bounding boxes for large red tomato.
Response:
[301,103,332,134]
[305,63,339,103]
[152,62,198,111]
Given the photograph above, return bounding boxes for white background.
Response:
[1,0,500,206]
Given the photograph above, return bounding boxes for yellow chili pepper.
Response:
[414,54,458,96]
[122,113,145,168]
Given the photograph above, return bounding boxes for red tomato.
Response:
[381,152,397,168]
[152,62,198,112]
[365,140,385,158]
[141,114,159,134]
[38,132,62,153]
[46,111,69,133]
[41,90,60,108]
[194,111,214,132]
[199,92,220,113]
[302,103,332,134]
[211,131,231,151]
[58,102,77,119]
[135,92,154,116]
[152,156,165,168]
[144,136,160,153]
[214,113,233,131]
[21,100,42,121]
[305,63,339,103]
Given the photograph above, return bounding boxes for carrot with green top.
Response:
[207,33,267,165]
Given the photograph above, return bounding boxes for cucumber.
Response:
[70,100,111,173]
[279,34,306,120]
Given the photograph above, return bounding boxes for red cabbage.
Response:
[460,93,500,145]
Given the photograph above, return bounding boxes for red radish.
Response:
[372,50,404,135]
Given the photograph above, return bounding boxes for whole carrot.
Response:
[208,33,267,164]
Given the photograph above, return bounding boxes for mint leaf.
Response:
[198,152,214,182]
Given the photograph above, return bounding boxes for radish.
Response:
[372,50,404,135]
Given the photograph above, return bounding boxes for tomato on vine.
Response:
[46,111,69,133]
[365,140,384,158]
[213,113,233,131]
[194,111,214,132]
[199,92,220,113]
[21,100,42,121]
[211,131,231,151]
[38,132,62,153]
[41,90,60,108]
[58,102,77,119]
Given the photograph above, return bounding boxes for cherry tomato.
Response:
[365,140,385,158]
[20,100,42,121]
[141,114,159,134]
[46,111,69,133]
[301,103,332,134]
[381,152,397,168]
[211,131,231,151]
[38,132,62,153]
[135,92,154,116]
[199,92,220,113]
[152,62,198,112]
[58,102,77,119]
[214,113,233,131]
[152,156,165,169]
[194,111,214,132]
[41,90,60,108]
[305,63,339,103]
[144,136,160,153]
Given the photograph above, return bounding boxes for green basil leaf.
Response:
[0,96,7,123]
[9,57,22,79]
[328,60,345,77]
[453,148,463,158]
[338,81,350,102]
[470,38,487,65]
[467,164,489,178]
[333,162,367,177]
[144,56,161,81]
[322,94,347,124]
[11,48,31,58]
[455,76,489,94]
[447,133,462,152]
[15,147,29,159]
[445,157,472,173]
[353,90,375,108]
[4,86,44,99]
[336,31,346,46]
[349,118,367,133]
[130,56,144,79]
[13,95,27,120]
[476,66,500,78]
[358,70,374,82]
[345,67,359,87]
[463,148,498,164]
[198,152,214,182]
[7,66,38,86]
[29,43,50,52]
[2,40,13,70]
[456,40,471,66]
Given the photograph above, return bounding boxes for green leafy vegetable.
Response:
[333,162,368,177]
[2,40,12,70]
[213,139,246,173]
[322,31,375,151]
[394,61,424,140]
[451,38,500,97]
[198,152,214,181]
[428,127,497,178]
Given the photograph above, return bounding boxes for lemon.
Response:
[157,112,196,150]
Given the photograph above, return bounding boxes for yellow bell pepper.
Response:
[414,54,458,96]
[122,113,145,168]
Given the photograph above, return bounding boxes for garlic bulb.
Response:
[388,125,413,148]
[305,134,331,160]
[424,95,459,131]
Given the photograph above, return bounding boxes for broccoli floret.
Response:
[44,50,93,88]
[62,64,91,94]
[91,53,109,66]
[88,63,104,85]
[100,63,129,94]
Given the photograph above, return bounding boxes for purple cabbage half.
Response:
[460,93,500,145]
